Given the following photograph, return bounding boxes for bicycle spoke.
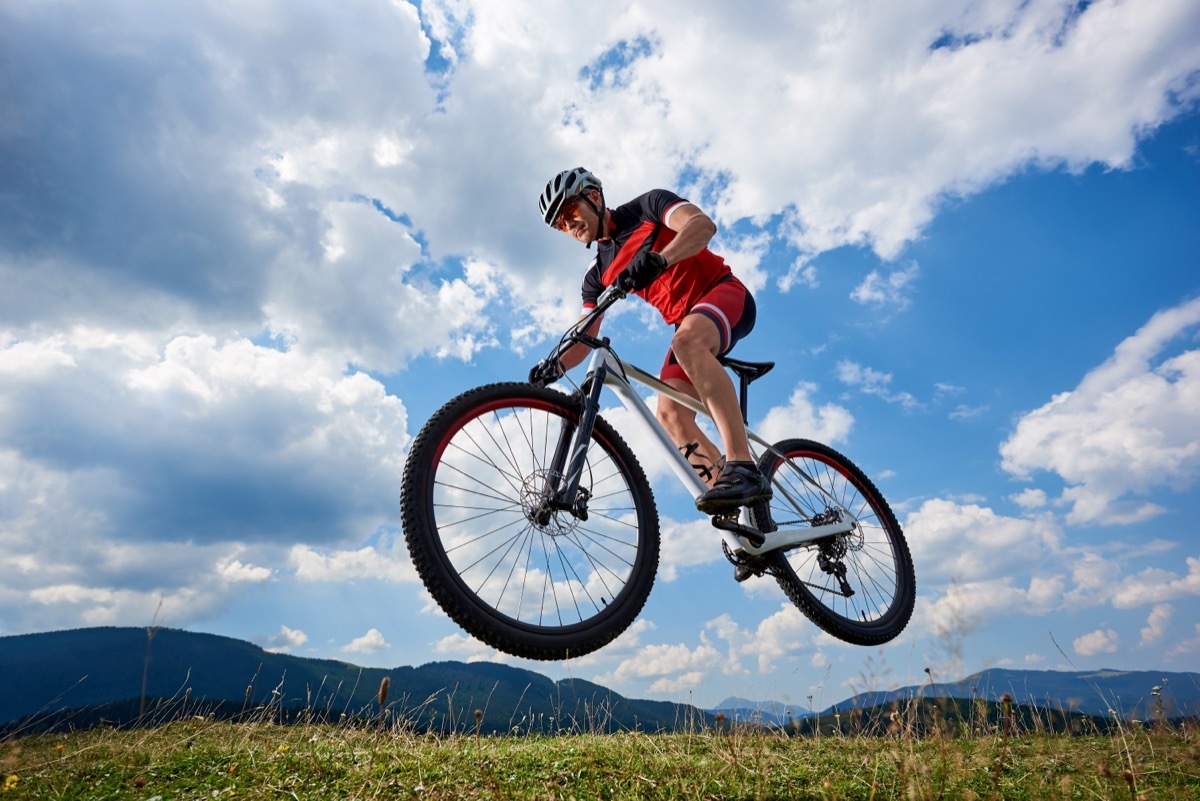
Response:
[453,425,526,499]
[441,513,527,558]
[435,462,522,507]
[497,525,537,620]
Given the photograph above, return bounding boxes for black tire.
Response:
[401,382,659,660]
[750,439,914,645]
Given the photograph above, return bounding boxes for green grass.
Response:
[3,713,1198,800]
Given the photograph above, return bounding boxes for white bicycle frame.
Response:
[578,343,857,558]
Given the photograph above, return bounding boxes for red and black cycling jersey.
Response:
[581,189,734,325]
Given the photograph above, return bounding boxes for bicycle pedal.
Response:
[710,514,766,548]
[733,557,770,583]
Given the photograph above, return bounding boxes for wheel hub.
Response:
[521,470,580,536]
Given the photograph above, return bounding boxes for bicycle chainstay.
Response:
[716,511,857,598]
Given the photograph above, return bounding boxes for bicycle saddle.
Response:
[718,356,775,384]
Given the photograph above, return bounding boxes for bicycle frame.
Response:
[544,289,856,558]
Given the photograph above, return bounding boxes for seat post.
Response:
[720,357,775,425]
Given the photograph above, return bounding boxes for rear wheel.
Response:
[401,383,659,660]
[750,439,914,645]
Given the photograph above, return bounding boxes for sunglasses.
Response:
[554,199,586,231]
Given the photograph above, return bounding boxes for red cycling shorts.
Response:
[660,276,757,385]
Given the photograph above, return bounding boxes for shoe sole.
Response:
[695,491,773,516]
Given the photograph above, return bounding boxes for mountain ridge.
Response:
[825,666,1200,719]
[0,627,703,733]
[3,627,1196,729]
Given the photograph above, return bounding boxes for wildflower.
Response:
[276,745,289,754]
[3,776,18,793]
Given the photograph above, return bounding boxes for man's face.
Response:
[554,193,597,243]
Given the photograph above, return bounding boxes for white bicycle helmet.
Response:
[539,167,603,227]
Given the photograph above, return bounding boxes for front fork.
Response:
[536,365,608,522]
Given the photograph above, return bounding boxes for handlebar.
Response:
[543,284,627,366]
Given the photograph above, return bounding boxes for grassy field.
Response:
[3,711,1198,800]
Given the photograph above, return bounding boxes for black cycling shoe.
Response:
[696,461,772,514]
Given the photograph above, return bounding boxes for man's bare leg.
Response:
[657,381,723,487]
[658,314,770,513]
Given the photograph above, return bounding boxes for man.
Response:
[533,166,771,514]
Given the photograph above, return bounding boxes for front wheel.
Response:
[750,439,914,645]
[401,383,659,660]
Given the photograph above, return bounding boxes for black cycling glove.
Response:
[617,250,668,292]
[528,359,561,387]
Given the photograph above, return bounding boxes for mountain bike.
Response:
[401,284,915,661]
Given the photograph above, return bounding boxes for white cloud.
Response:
[433,633,503,663]
[1073,627,1119,656]
[753,383,855,445]
[343,627,390,654]
[12,333,408,546]
[648,671,706,694]
[836,361,921,410]
[1111,557,1200,609]
[262,625,309,654]
[657,518,725,582]
[903,498,1062,582]
[289,545,416,584]
[1010,488,1048,511]
[0,332,410,632]
[551,0,1200,276]
[217,557,272,584]
[740,605,818,674]
[850,263,920,311]
[0,335,76,377]
[594,605,819,693]
[709,608,814,676]
[1167,624,1200,658]
[948,404,989,421]
[26,584,220,629]
[1139,604,1173,647]
[713,232,771,295]
[568,618,660,671]
[918,575,1064,646]
[4,0,1197,346]
[600,636,724,685]
[1001,297,1200,525]
[1062,552,1124,609]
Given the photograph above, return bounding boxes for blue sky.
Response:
[1,0,1198,711]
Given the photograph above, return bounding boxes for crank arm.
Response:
[711,515,765,548]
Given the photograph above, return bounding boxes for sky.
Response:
[1,0,1198,712]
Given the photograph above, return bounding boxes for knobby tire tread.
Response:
[401,382,659,661]
[753,438,915,646]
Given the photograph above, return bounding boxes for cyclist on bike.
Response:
[533,167,771,514]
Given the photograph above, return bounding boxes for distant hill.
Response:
[709,697,811,727]
[0,627,709,734]
[827,668,1200,720]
